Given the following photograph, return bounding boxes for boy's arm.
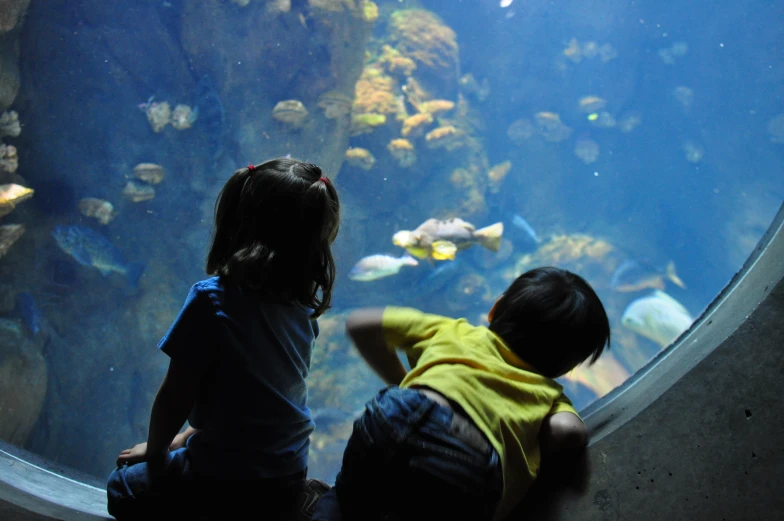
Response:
[539,411,588,452]
[345,307,408,385]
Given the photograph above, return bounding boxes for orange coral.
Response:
[387,9,458,71]
[487,161,512,193]
[344,147,376,170]
[352,64,399,116]
[378,45,417,77]
[425,125,462,149]
[418,99,455,116]
[387,138,416,167]
[401,112,433,138]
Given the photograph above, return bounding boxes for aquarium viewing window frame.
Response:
[0,204,782,520]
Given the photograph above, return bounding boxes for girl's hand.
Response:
[116,442,149,467]
[168,431,190,451]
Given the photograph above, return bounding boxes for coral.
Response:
[133,163,165,185]
[266,0,291,12]
[349,113,386,136]
[0,223,24,258]
[232,0,251,6]
[0,183,32,218]
[78,198,118,226]
[272,100,309,129]
[352,64,399,116]
[424,125,463,150]
[578,96,606,113]
[387,9,458,71]
[378,45,417,77]
[170,104,198,130]
[534,112,572,142]
[418,99,455,116]
[317,90,353,120]
[344,147,376,170]
[359,0,378,23]
[144,101,171,133]
[123,180,155,203]
[506,119,535,142]
[308,0,355,12]
[767,113,784,144]
[387,138,416,167]
[574,138,599,164]
[487,161,512,193]
[0,143,17,174]
[0,111,20,138]
[401,112,433,138]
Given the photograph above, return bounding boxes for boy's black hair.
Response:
[488,266,610,378]
[206,157,340,318]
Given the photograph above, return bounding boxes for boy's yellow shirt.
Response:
[382,306,580,521]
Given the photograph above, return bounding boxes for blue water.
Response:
[0,0,781,485]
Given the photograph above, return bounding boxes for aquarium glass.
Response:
[0,0,781,486]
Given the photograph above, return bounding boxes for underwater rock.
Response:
[123,180,155,203]
[272,100,309,130]
[0,0,30,34]
[618,112,642,133]
[387,138,416,168]
[487,161,512,193]
[0,317,47,447]
[170,104,198,130]
[574,138,600,164]
[387,9,458,72]
[0,143,17,174]
[506,119,535,143]
[344,147,375,170]
[0,223,24,258]
[133,163,165,185]
[78,198,118,225]
[534,112,572,142]
[0,183,33,218]
[459,73,490,102]
[143,100,171,133]
[578,96,606,113]
[0,110,21,138]
[317,90,353,120]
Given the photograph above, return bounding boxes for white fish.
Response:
[349,254,418,282]
[621,290,694,348]
[500,0,514,7]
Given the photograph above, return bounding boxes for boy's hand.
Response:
[168,430,191,451]
[116,442,149,467]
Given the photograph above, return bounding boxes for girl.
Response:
[107,158,340,520]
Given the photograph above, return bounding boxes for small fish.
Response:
[611,259,685,293]
[510,213,541,244]
[393,218,504,261]
[52,225,145,289]
[621,290,694,348]
[15,291,43,338]
[349,253,418,282]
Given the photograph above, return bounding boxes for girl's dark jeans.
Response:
[313,385,503,521]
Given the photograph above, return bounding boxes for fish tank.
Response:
[0,0,781,490]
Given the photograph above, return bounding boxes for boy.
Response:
[313,267,611,521]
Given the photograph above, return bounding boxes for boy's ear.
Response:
[487,298,501,322]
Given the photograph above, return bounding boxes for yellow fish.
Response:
[392,218,503,261]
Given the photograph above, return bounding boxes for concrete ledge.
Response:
[2,203,782,520]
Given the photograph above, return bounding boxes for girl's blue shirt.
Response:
[157,276,318,479]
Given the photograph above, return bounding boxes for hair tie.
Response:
[319,177,329,184]
[247,165,256,171]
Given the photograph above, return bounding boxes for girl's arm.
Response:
[345,307,408,385]
[145,356,204,463]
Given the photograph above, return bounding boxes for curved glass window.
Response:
[0,0,781,489]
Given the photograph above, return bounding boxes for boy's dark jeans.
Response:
[313,385,503,521]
